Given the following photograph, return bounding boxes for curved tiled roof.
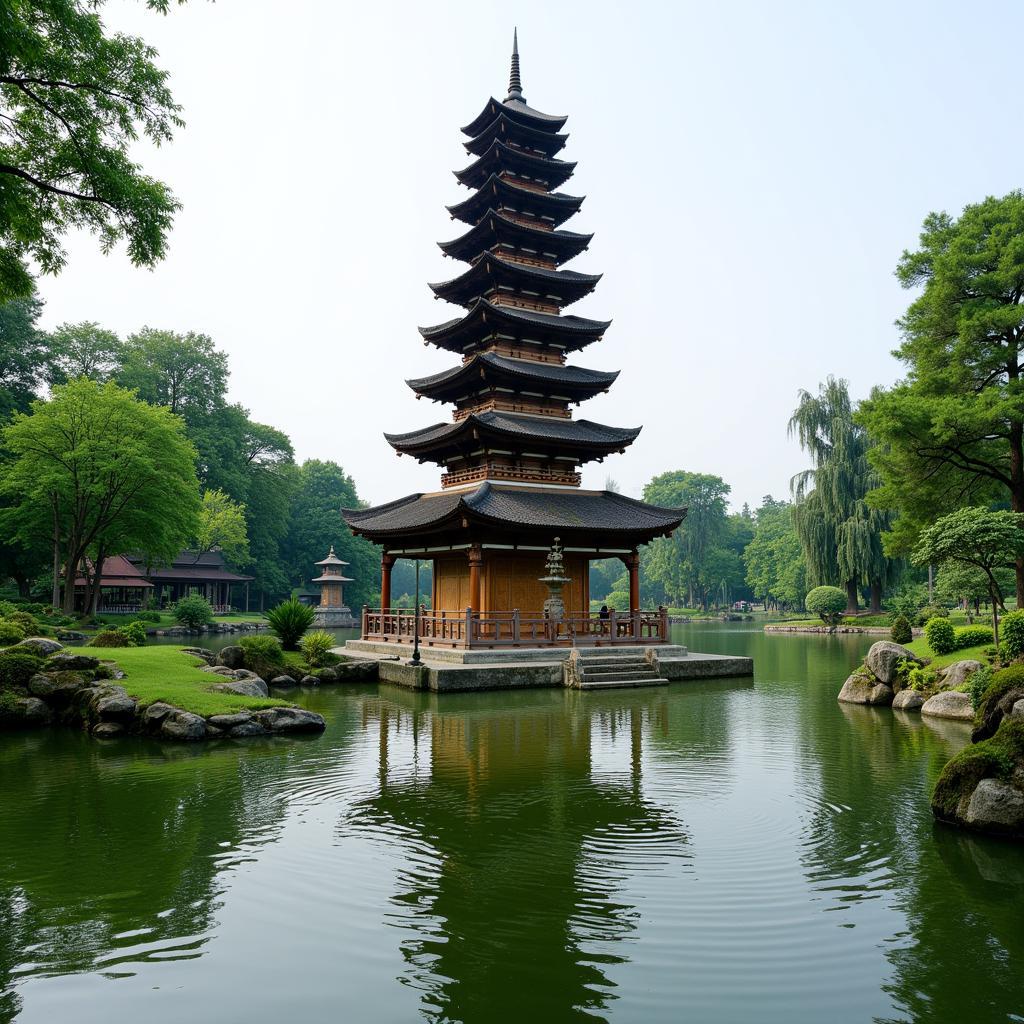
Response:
[343,483,686,540]
[461,96,568,138]
[438,210,592,264]
[406,352,619,397]
[463,113,569,158]
[385,410,639,454]
[447,175,584,228]
[454,141,576,190]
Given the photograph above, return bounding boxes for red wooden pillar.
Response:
[467,544,482,613]
[380,552,395,611]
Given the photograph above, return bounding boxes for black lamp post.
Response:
[410,557,422,666]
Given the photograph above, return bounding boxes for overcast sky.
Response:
[35,0,1024,511]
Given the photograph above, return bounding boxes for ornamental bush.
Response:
[173,594,214,630]
[924,616,956,655]
[890,614,913,645]
[999,610,1024,660]
[117,621,147,646]
[916,604,949,627]
[300,630,336,668]
[131,610,161,624]
[0,620,26,646]
[953,625,994,650]
[805,586,848,628]
[0,651,43,690]
[88,629,130,648]
[238,635,284,679]
[266,599,315,650]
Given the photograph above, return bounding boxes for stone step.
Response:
[577,676,669,690]
[576,658,652,671]
[578,669,660,682]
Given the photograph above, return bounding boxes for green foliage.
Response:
[967,665,994,713]
[916,604,949,627]
[977,665,1024,721]
[861,192,1024,581]
[0,620,26,645]
[194,488,250,568]
[925,617,957,655]
[299,630,336,669]
[88,629,129,648]
[1000,610,1024,660]
[117,621,147,647]
[265,599,315,650]
[907,664,939,692]
[789,377,893,606]
[743,495,807,609]
[131,610,162,624]
[932,718,1024,820]
[45,322,123,385]
[603,590,631,612]
[173,595,214,630]
[238,635,284,679]
[0,650,43,690]
[890,614,913,644]
[0,2,185,302]
[954,625,994,650]
[805,586,848,626]
[0,378,201,613]
[0,293,49,419]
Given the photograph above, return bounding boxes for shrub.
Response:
[131,610,162,624]
[976,664,1024,722]
[88,629,130,648]
[924,616,956,655]
[0,620,26,646]
[0,651,43,690]
[908,664,940,692]
[266,599,315,650]
[967,665,994,712]
[117,621,147,646]
[805,586,848,628]
[173,594,214,630]
[300,630,336,668]
[239,635,284,679]
[890,614,913,644]
[4,610,40,634]
[916,604,949,627]
[953,624,993,650]
[999,609,1024,660]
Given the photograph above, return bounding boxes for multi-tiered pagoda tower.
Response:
[344,34,685,646]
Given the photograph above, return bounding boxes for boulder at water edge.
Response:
[865,641,921,685]
[216,645,245,669]
[938,660,984,689]
[893,689,926,711]
[921,690,974,721]
[964,778,1024,834]
[838,672,894,706]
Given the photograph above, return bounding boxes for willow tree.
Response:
[789,377,892,613]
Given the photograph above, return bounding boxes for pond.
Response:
[2,622,1022,1023]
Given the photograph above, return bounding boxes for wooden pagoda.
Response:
[344,33,685,648]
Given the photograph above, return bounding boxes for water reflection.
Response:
[343,689,691,1023]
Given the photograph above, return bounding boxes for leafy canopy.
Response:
[194,488,249,568]
[0,0,188,301]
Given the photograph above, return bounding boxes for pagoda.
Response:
[310,546,356,628]
[343,33,685,648]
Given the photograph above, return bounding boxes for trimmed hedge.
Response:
[1000,610,1024,660]
[953,624,993,650]
[924,616,956,655]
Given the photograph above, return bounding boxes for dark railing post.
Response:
[609,609,617,643]
[633,608,641,641]
[512,608,520,644]
[464,606,473,648]
[361,604,368,639]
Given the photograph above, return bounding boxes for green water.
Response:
[2,623,1023,1023]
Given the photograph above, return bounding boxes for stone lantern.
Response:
[539,536,572,627]
[311,546,356,627]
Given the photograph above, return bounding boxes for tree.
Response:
[194,489,249,568]
[642,471,729,609]
[790,377,893,613]
[0,1,186,301]
[46,321,122,384]
[744,496,807,610]
[859,192,1024,606]
[117,328,228,418]
[0,293,49,419]
[935,563,1015,616]
[0,378,200,612]
[914,506,1024,648]
[805,585,849,631]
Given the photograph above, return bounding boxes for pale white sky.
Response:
[36,0,1024,511]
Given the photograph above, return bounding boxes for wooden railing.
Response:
[441,464,581,488]
[361,607,669,649]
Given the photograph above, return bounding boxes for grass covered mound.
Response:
[68,645,289,718]
[903,639,992,671]
[932,717,1024,822]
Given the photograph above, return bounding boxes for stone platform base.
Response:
[338,640,753,693]
[312,606,358,628]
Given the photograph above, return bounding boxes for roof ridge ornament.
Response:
[506,28,525,103]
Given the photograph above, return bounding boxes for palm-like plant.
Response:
[266,598,315,650]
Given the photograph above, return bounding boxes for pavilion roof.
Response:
[343,483,686,542]
[438,210,592,264]
[428,251,600,308]
[406,352,618,401]
[311,572,353,583]
[419,298,609,354]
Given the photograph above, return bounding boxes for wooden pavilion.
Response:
[343,34,685,648]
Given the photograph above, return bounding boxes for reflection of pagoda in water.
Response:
[345,691,688,1021]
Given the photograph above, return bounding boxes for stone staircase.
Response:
[565,648,670,690]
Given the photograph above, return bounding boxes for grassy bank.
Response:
[903,639,992,671]
[70,645,287,717]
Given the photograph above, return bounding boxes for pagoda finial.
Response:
[506,28,525,102]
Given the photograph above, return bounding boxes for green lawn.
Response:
[903,639,992,670]
[70,644,288,717]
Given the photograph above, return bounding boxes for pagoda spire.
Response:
[506,28,524,102]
